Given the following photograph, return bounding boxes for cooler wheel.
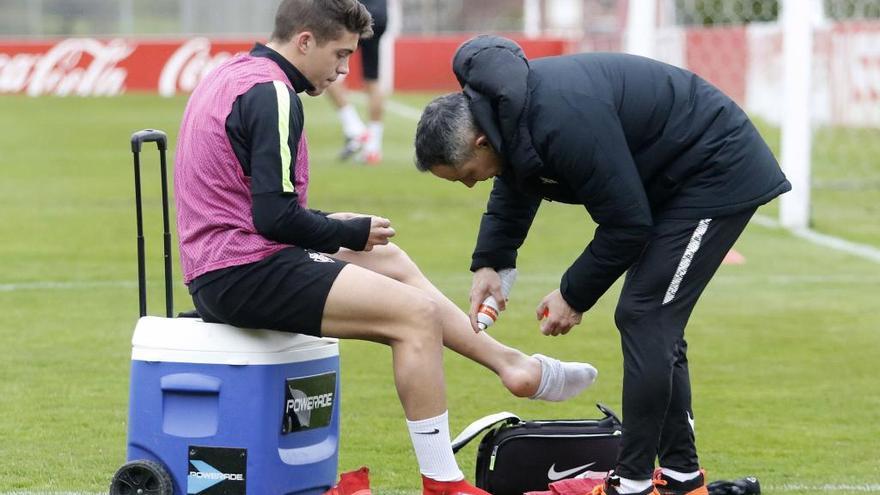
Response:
[109,459,173,495]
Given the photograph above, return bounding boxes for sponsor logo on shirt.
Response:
[308,252,335,263]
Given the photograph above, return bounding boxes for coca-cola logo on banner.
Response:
[0,38,132,96]
[0,37,249,97]
[158,38,238,97]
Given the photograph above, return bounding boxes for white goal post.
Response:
[779,0,815,229]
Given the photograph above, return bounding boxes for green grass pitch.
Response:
[0,93,878,494]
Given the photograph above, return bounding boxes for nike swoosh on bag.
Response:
[415,428,440,435]
[547,461,597,481]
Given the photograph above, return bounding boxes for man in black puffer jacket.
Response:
[415,35,790,495]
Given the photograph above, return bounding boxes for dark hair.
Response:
[414,92,479,172]
[271,0,373,44]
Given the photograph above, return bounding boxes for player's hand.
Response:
[536,289,582,336]
[363,216,395,251]
[469,268,505,333]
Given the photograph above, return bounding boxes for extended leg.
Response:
[332,243,596,401]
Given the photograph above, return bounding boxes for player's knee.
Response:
[379,241,406,259]
[400,295,442,345]
[378,242,421,280]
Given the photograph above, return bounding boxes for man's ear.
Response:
[475,133,490,149]
[294,32,314,54]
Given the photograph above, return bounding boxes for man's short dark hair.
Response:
[271,0,373,44]
[414,92,478,172]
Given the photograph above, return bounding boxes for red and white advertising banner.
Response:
[0,37,253,97]
[1,30,877,127]
[0,36,568,97]
[829,21,880,127]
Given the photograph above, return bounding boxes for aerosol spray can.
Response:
[476,268,518,331]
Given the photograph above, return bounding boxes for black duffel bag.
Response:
[451,404,622,495]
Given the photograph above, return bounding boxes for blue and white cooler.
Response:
[120,316,341,495]
[117,130,339,495]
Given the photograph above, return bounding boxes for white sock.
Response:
[338,104,366,139]
[529,354,598,402]
[661,468,701,482]
[365,121,383,153]
[617,477,653,494]
[406,411,463,482]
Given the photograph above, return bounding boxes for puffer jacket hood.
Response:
[452,35,544,183]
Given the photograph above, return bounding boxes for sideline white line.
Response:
[754,214,880,264]
[350,92,424,122]
[348,91,422,122]
[2,271,877,295]
[385,98,425,121]
[768,484,880,492]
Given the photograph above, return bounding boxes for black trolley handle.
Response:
[130,129,173,318]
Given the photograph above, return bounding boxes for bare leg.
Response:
[360,79,384,163]
[326,80,366,161]
[332,244,548,398]
[325,80,349,109]
[322,261,487,486]
[321,262,445,420]
[364,79,384,122]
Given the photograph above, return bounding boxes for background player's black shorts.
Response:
[359,5,386,81]
[190,247,348,336]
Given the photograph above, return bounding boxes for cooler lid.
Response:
[131,316,339,365]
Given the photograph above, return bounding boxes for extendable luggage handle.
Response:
[131,129,167,153]
[130,129,173,318]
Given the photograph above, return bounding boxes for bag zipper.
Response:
[489,444,499,471]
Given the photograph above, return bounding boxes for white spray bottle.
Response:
[476,268,518,331]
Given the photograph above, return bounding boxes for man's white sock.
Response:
[338,104,366,139]
[529,354,598,402]
[365,121,383,153]
[406,411,464,482]
[617,477,653,493]
[661,468,701,482]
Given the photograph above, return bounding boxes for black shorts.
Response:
[190,247,348,336]
[359,9,386,80]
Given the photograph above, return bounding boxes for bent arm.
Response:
[239,82,370,252]
[470,176,542,272]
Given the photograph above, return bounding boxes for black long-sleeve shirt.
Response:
[228,44,370,250]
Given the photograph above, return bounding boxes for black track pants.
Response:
[613,208,756,479]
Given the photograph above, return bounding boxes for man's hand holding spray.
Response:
[469,268,517,333]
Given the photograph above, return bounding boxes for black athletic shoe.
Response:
[592,477,660,495]
[653,470,708,495]
[338,132,368,161]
